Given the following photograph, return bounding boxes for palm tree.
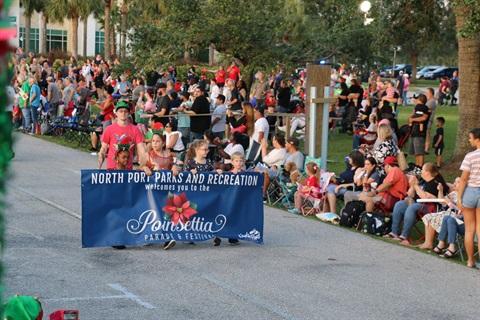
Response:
[104,0,112,60]
[119,0,129,59]
[453,4,480,159]
[81,1,102,57]
[45,0,95,58]
[21,0,42,53]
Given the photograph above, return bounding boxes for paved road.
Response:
[4,134,479,319]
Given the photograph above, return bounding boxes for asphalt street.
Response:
[4,134,479,320]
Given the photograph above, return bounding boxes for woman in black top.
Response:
[388,163,449,245]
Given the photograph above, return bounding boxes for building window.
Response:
[19,27,39,53]
[95,31,105,55]
[47,29,67,52]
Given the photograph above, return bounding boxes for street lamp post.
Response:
[360,1,374,25]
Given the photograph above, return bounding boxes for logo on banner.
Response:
[238,229,261,241]
[126,192,228,241]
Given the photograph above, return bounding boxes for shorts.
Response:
[462,187,480,208]
[327,183,348,196]
[409,137,426,156]
[434,146,444,156]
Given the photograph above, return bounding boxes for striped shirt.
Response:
[460,149,480,187]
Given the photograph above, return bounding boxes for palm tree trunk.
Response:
[410,52,417,81]
[120,3,128,59]
[111,23,117,58]
[71,16,79,58]
[209,43,215,66]
[453,6,480,159]
[83,18,88,57]
[104,0,111,60]
[183,43,191,64]
[25,15,31,53]
[40,14,47,55]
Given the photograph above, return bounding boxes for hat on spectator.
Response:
[378,118,390,127]
[115,100,130,111]
[287,137,299,148]
[383,156,397,166]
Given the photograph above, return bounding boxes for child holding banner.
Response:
[144,133,174,171]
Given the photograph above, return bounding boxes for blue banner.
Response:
[81,170,264,248]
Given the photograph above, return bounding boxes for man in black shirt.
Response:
[408,94,430,167]
[154,82,171,126]
[186,86,211,140]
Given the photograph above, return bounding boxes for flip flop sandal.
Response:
[433,246,445,255]
[383,233,397,239]
[441,249,458,259]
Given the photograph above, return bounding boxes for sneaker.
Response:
[288,208,300,215]
[213,237,221,246]
[163,240,176,250]
[112,245,126,250]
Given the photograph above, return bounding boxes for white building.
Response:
[8,0,114,57]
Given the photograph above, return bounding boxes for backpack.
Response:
[339,200,366,228]
[361,212,392,236]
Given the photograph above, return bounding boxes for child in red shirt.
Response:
[289,162,320,214]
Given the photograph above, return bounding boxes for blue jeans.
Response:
[391,200,424,238]
[190,131,204,141]
[327,183,348,197]
[353,134,361,149]
[438,215,465,244]
[23,107,32,131]
[178,127,190,146]
[402,91,408,105]
[30,106,39,133]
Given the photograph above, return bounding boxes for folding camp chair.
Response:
[456,234,479,262]
[266,176,283,205]
[413,199,445,242]
[300,171,335,216]
[245,139,262,169]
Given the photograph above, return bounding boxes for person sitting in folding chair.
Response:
[288,162,321,215]
[385,163,449,246]
[324,150,365,214]
[418,177,460,251]
[358,156,408,214]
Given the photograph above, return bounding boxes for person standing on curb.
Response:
[458,128,480,268]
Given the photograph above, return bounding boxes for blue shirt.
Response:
[30,83,41,107]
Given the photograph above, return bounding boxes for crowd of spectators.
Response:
[8,49,480,268]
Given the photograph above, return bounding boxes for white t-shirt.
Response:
[224,143,245,164]
[263,148,287,167]
[165,131,185,152]
[252,117,269,143]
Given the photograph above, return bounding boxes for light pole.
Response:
[360,1,374,25]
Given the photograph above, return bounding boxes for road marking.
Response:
[63,168,81,175]
[201,274,294,320]
[108,283,156,309]
[43,295,126,302]
[11,185,81,220]
[8,225,45,241]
